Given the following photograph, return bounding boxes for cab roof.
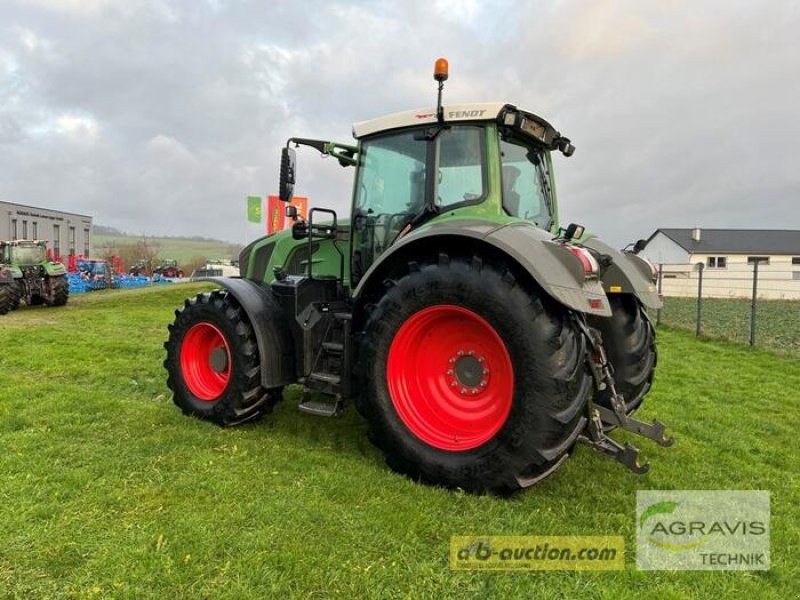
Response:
[352,102,510,139]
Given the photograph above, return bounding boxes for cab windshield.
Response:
[12,244,46,265]
[352,125,486,280]
[500,138,554,230]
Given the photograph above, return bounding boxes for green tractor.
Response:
[164,59,671,493]
[0,240,69,314]
[154,259,184,279]
[129,259,149,277]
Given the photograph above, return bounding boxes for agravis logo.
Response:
[640,500,767,552]
[636,491,770,570]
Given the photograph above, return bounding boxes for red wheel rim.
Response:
[386,305,514,451]
[180,322,232,401]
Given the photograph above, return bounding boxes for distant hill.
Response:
[93,224,128,237]
[92,225,242,265]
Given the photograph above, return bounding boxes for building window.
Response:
[793,272,800,281]
[84,228,90,256]
[11,219,17,240]
[22,220,27,239]
[792,257,800,265]
[53,224,61,256]
[747,256,770,265]
[707,256,727,269]
[69,226,76,256]
[32,222,38,239]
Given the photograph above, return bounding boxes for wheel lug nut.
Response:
[451,381,457,387]
[468,350,474,356]
[482,369,489,375]
[457,350,464,356]
[460,388,467,395]
[478,356,485,363]
[480,381,487,387]
[449,357,456,364]
[447,369,454,375]
[471,389,478,395]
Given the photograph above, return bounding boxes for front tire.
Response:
[164,290,281,426]
[358,256,591,494]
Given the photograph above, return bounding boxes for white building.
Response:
[642,228,800,300]
[0,200,93,259]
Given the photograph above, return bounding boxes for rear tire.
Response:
[0,284,14,315]
[46,276,69,306]
[587,294,656,415]
[10,281,22,310]
[164,290,281,426]
[358,255,591,494]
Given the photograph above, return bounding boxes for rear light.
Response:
[588,299,603,310]
[565,244,599,277]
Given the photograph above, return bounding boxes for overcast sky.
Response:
[1,0,798,246]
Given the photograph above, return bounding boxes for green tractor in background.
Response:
[154,259,184,279]
[0,240,69,314]
[164,59,671,493]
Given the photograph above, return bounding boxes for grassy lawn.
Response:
[1,285,797,598]
[657,297,800,356]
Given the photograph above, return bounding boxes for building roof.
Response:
[0,200,92,220]
[648,228,800,255]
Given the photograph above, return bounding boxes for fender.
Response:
[352,219,612,317]
[581,238,663,309]
[43,262,67,277]
[204,277,296,388]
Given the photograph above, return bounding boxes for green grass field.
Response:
[657,297,800,356]
[1,286,797,598]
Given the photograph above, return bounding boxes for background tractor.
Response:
[154,259,184,279]
[129,259,150,277]
[0,240,69,314]
[165,59,670,493]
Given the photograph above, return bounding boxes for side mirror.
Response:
[279,147,296,202]
[285,205,298,220]
[291,220,309,240]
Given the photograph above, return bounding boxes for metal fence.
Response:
[652,262,800,355]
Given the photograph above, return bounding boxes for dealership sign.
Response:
[636,490,770,570]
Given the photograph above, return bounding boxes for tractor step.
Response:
[308,371,341,385]
[302,371,343,397]
[322,341,344,354]
[298,397,343,417]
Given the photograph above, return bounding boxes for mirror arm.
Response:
[287,137,328,154]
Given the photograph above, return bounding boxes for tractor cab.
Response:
[4,240,48,267]
[345,101,573,284]
[277,69,575,288]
